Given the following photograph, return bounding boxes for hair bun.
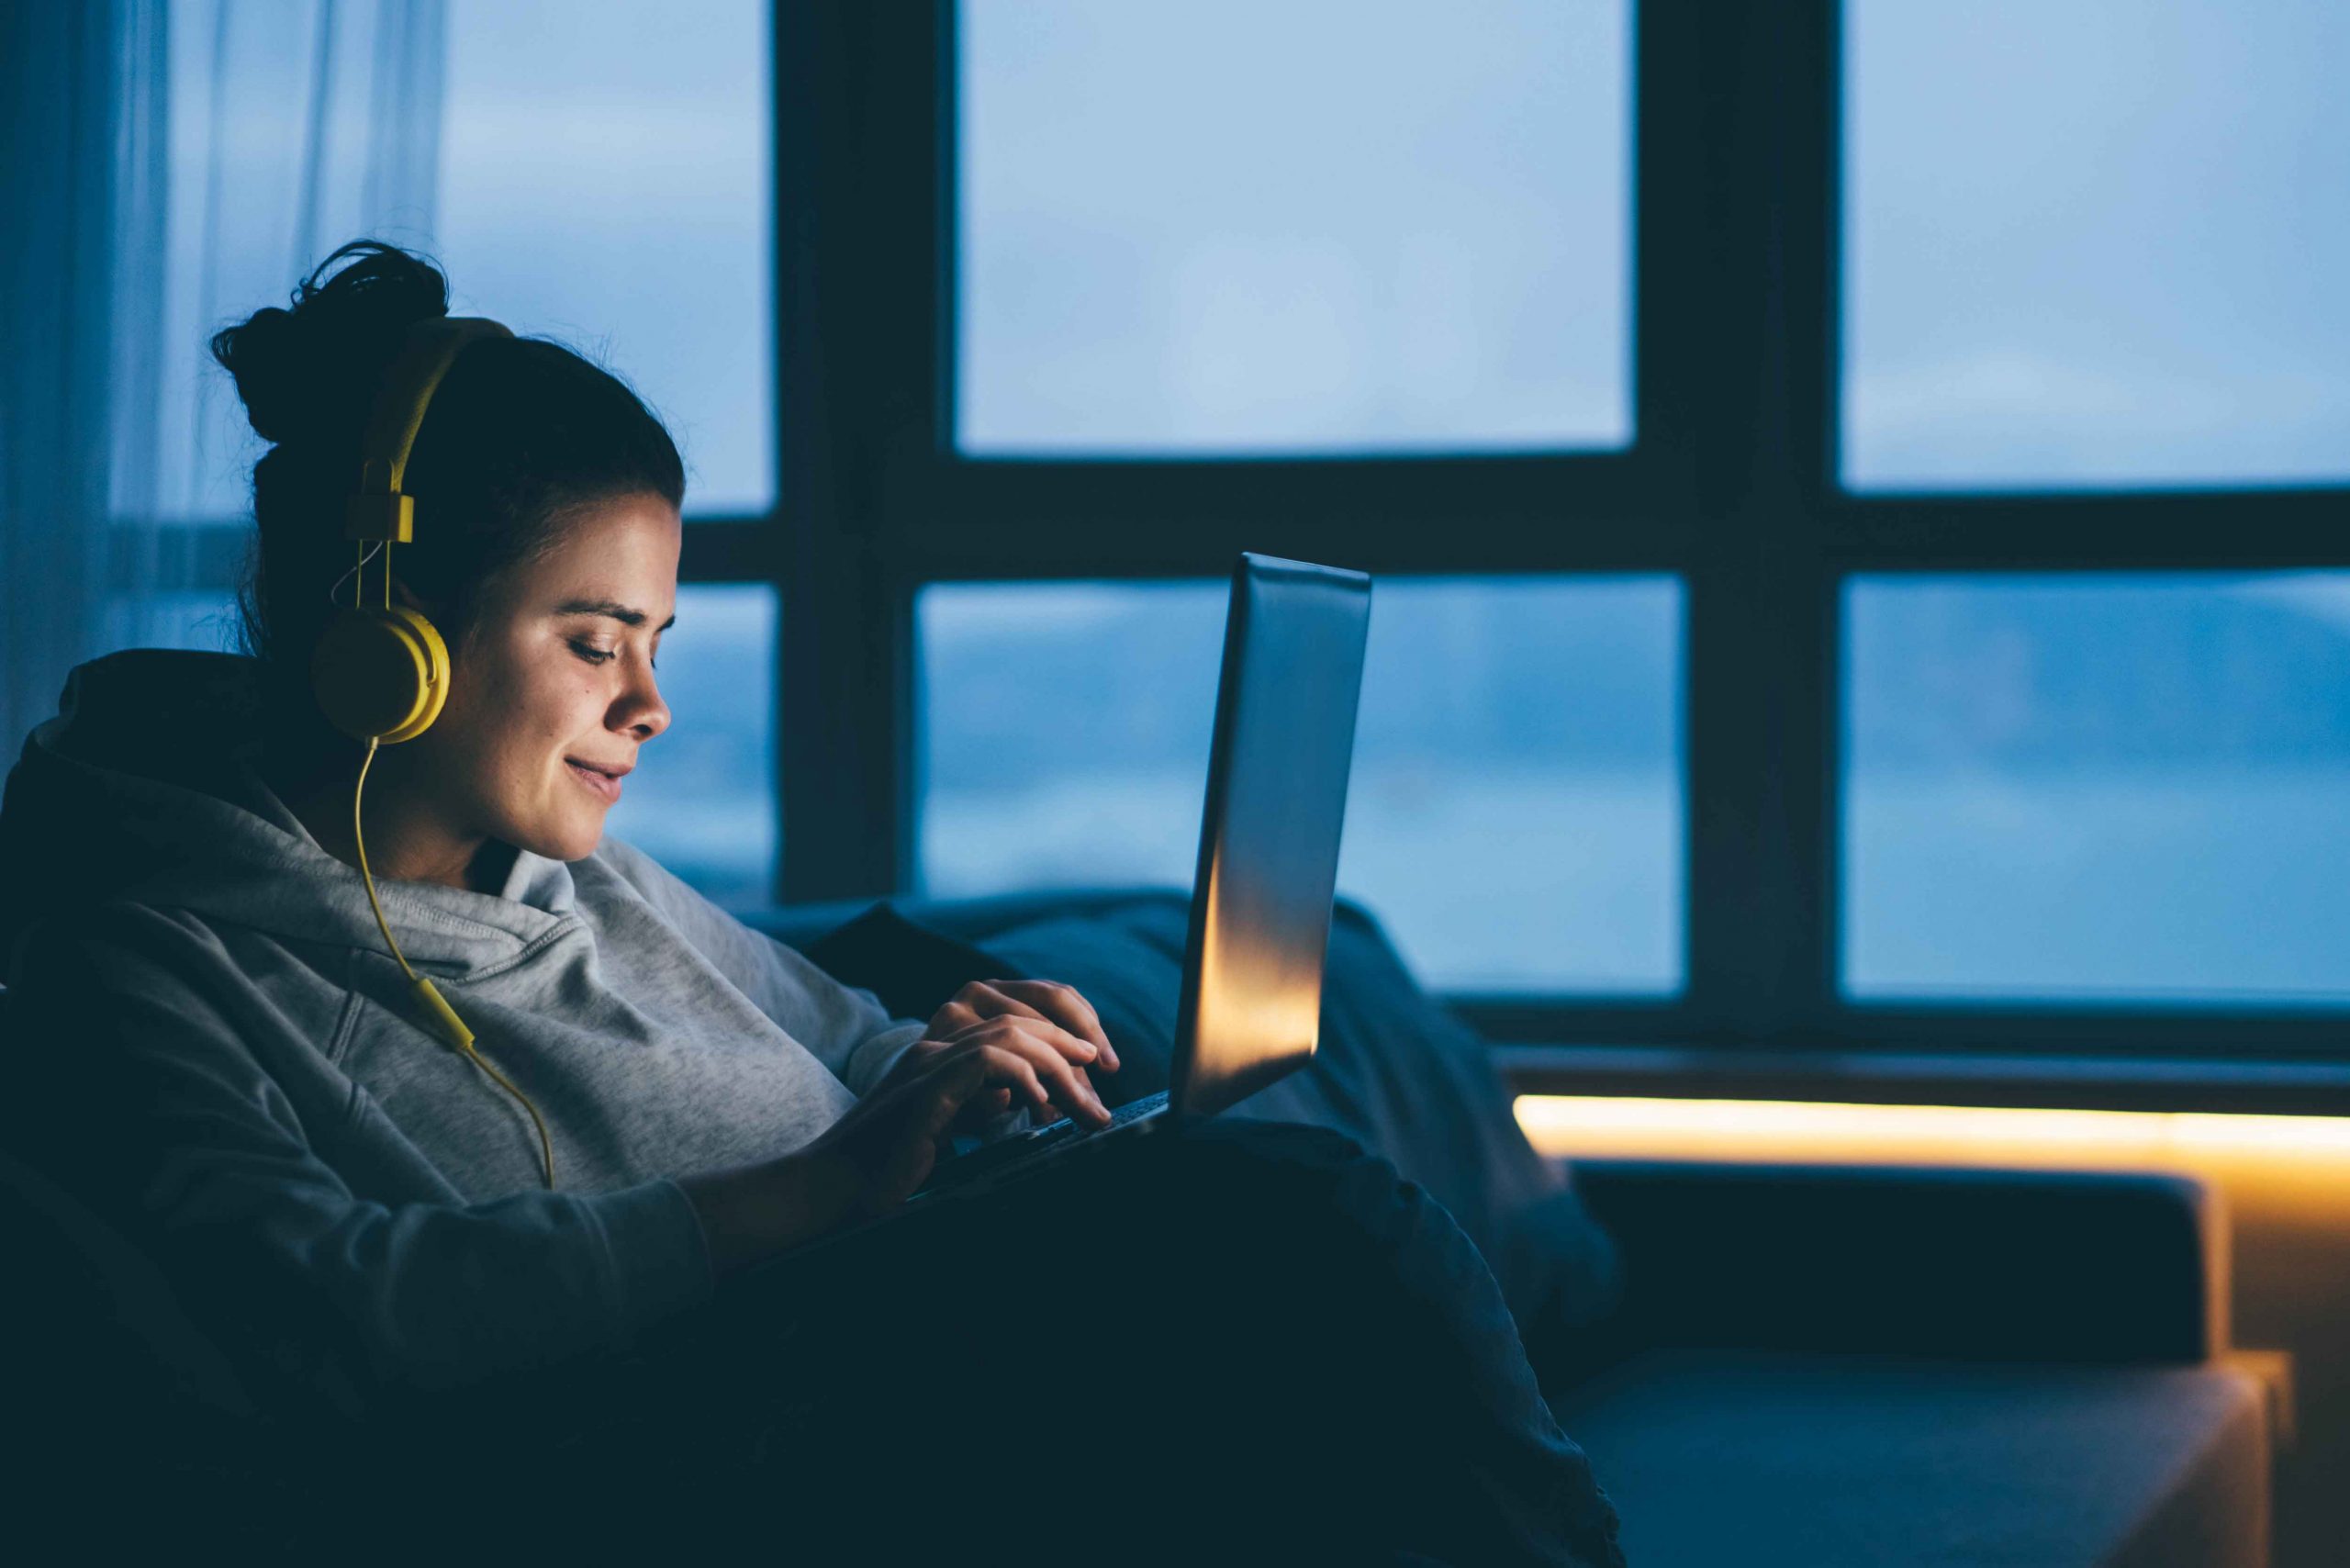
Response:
[211,240,452,449]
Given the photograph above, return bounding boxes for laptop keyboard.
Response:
[917,1091,1171,1198]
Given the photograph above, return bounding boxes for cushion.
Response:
[1569,1159,2221,1365]
[1554,1350,2270,1568]
[799,896,1622,1338]
[801,902,1019,1025]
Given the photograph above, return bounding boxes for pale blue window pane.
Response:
[603,585,776,911]
[918,577,1682,993]
[439,0,774,514]
[159,1,774,524]
[1842,1,2350,490]
[957,0,1630,456]
[1843,575,2350,1005]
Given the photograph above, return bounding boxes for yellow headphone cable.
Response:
[343,538,557,1190]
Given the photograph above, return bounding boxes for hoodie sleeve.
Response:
[593,836,926,1096]
[6,902,716,1410]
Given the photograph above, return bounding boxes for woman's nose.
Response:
[615,660,670,740]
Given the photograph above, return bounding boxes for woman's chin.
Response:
[520,814,605,865]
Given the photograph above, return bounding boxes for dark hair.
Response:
[211,240,685,739]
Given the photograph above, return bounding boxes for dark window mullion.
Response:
[902,434,1688,579]
[914,451,1668,542]
[1794,0,1847,1044]
[674,518,779,583]
[1827,489,2350,569]
[892,523,1690,584]
[775,0,812,907]
[774,0,940,902]
[1466,991,2350,1062]
[1682,0,1841,1046]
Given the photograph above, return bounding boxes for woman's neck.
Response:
[258,738,515,895]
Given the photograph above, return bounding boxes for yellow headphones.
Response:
[312,315,508,745]
[316,315,556,1189]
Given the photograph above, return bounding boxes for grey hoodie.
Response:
[0,650,926,1411]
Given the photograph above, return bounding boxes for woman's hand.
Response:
[895,979,1121,1131]
[678,1044,990,1275]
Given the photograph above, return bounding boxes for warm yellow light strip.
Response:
[1513,1094,2350,1172]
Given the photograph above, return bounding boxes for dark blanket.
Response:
[801,895,1622,1346]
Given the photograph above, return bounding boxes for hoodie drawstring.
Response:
[353,736,556,1190]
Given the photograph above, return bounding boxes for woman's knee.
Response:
[1169,1120,1482,1265]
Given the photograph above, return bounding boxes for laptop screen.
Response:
[1170,554,1372,1116]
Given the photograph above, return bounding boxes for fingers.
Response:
[926,1000,981,1041]
[934,980,1122,1076]
[939,1016,1113,1127]
[988,980,1121,1074]
[924,980,1001,1044]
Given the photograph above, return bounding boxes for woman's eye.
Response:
[567,641,616,666]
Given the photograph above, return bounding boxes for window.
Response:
[1841,0,2350,490]
[160,0,773,524]
[1843,574,2350,1006]
[957,0,1631,455]
[918,577,1682,993]
[918,581,1223,897]
[602,585,778,912]
[439,0,775,514]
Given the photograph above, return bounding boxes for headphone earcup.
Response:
[311,605,453,744]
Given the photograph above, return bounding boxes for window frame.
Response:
[755,0,2350,1080]
[775,0,2350,1081]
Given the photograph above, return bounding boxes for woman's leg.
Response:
[470,1120,1625,1565]
[996,1118,1626,1567]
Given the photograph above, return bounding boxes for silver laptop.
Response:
[911,552,1373,1200]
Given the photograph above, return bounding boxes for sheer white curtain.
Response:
[1,0,445,756]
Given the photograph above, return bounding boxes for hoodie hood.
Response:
[1,649,576,981]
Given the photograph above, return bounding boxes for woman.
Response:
[0,242,1622,1564]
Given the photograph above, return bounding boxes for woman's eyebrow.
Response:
[554,597,677,633]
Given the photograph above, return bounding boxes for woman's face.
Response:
[400,491,681,870]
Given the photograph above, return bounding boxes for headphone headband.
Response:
[344,315,512,544]
[317,313,509,747]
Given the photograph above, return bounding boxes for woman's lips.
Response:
[565,759,622,803]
